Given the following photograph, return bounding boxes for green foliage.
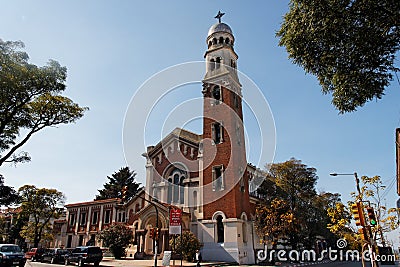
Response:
[169,231,202,262]
[277,0,400,113]
[0,174,19,206]
[18,185,65,247]
[97,223,133,259]
[0,39,88,166]
[6,210,29,247]
[96,167,140,202]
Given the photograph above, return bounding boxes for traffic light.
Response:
[121,186,128,202]
[358,227,368,241]
[154,228,159,240]
[350,202,365,227]
[149,228,155,239]
[366,206,377,226]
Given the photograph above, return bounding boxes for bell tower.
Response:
[201,12,250,220]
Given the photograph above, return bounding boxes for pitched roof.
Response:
[65,198,120,208]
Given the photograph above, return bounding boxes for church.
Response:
[127,13,265,264]
[60,13,265,265]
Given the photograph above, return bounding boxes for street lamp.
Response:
[329,172,362,200]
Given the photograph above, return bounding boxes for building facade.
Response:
[128,17,264,264]
[63,198,136,249]
[58,16,265,264]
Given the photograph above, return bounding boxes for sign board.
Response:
[169,208,182,235]
[162,251,172,266]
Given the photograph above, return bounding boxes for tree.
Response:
[305,192,345,248]
[0,39,88,166]
[96,167,140,202]
[18,185,65,248]
[169,231,202,262]
[255,198,295,248]
[277,0,400,113]
[97,223,133,259]
[326,200,362,250]
[256,158,319,249]
[0,174,19,206]
[8,211,30,248]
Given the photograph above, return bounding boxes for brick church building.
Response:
[60,15,265,264]
[127,15,264,264]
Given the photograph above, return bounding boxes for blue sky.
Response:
[1,1,399,245]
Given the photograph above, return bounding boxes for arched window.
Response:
[167,178,172,203]
[225,38,230,44]
[216,57,221,69]
[212,165,224,191]
[209,58,215,71]
[208,41,212,48]
[167,168,186,204]
[241,214,248,243]
[212,122,223,144]
[173,173,179,203]
[230,59,236,69]
[152,182,159,200]
[193,191,198,210]
[212,38,217,45]
[216,215,224,243]
[212,85,221,102]
[219,37,224,44]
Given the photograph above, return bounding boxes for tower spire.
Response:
[214,10,225,23]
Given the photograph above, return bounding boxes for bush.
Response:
[98,223,133,259]
[169,231,202,262]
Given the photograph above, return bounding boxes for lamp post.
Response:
[329,172,362,200]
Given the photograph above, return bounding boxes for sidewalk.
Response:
[101,257,228,267]
[99,257,315,267]
[100,258,400,267]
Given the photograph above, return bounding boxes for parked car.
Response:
[25,247,45,261]
[64,246,103,267]
[41,248,70,264]
[0,244,26,267]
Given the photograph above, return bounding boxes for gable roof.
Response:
[145,127,201,158]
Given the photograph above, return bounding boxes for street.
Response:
[22,260,399,267]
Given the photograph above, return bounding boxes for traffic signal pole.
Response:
[330,172,379,267]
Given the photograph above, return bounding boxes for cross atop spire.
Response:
[214,11,225,23]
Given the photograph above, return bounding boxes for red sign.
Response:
[169,208,182,234]
[170,208,182,226]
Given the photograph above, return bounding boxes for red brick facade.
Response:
[202,84,251,220]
